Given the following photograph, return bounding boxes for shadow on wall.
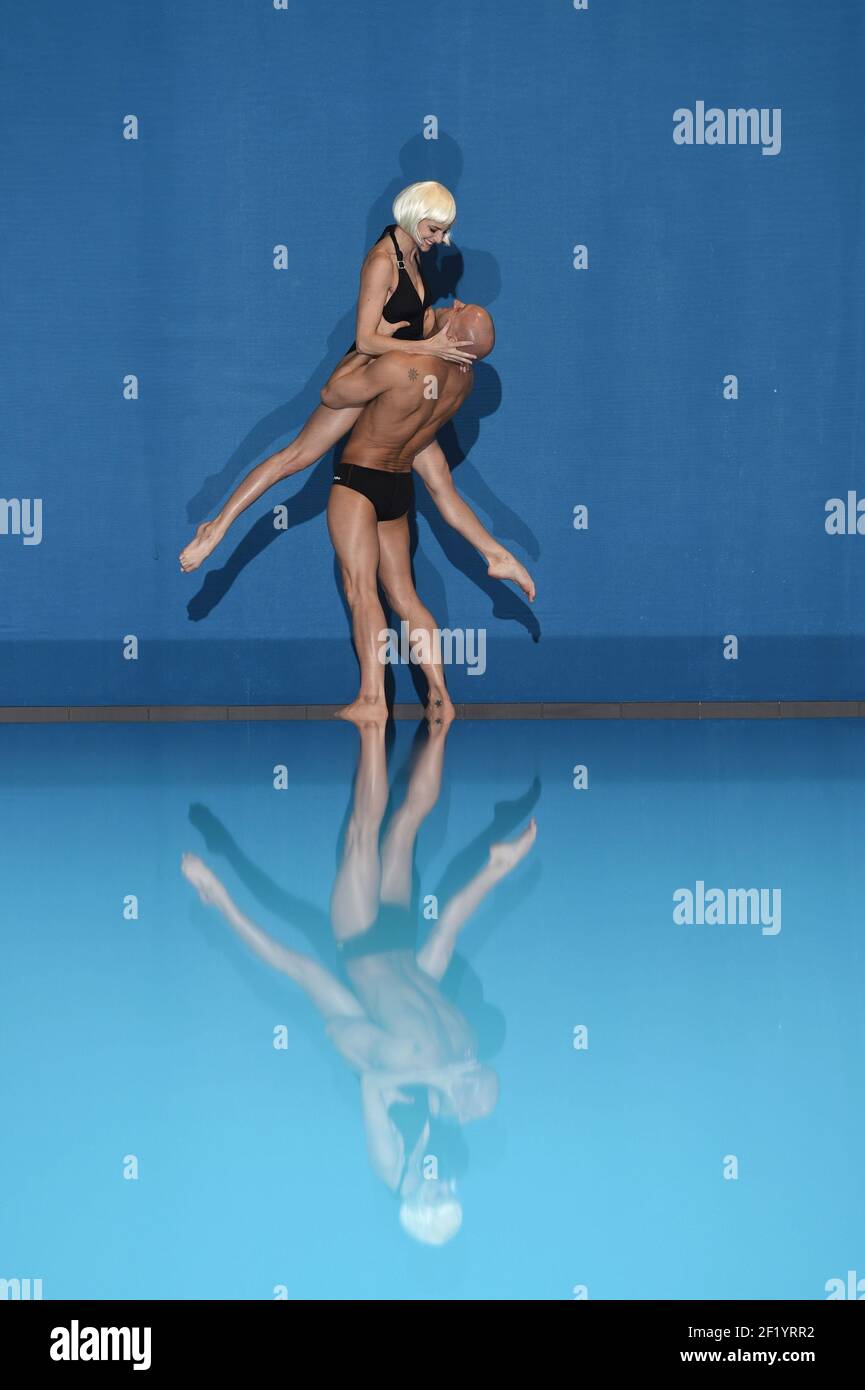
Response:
[184,133,539,648]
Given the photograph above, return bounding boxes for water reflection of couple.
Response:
[182,720,537,1245]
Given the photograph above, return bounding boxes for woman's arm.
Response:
[360,1073,411,1191]
[354,252,475,363]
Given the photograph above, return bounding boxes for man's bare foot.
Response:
[425,689,456,727]
[179,520,224,573]
[487,550,535,602]
[488,818,537,876]
[181,851,228,908]
[335,696,389,724]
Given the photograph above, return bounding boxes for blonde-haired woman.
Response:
[350,180,463,359]
[179,182,535,605]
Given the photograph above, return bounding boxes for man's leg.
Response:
[377,514,455,723]
[326,484,389,720]
[329,720,389,943]
[378,721,450,908]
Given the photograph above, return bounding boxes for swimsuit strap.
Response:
[388,225,407,270]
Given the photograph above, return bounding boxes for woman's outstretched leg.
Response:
[179,388,365,573]
[181,852,365,1021]
[415,819,537,981]
[327,485,389,721]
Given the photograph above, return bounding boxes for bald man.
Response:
[321,305,520,723]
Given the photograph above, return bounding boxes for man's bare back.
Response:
[341,353,473,472]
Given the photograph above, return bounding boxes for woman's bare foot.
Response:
[488,818,537,876]
[487,550,535,602]
[180,520,225,573]
[425,689,456,727]
[335,695,389,724]
[181,851,229,908]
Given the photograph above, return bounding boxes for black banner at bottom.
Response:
[1,1298,860,1373]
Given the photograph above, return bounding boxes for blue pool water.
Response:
[1,717,862,1300]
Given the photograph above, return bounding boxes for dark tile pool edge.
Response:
[0,701,862,723]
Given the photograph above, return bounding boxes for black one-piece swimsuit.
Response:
[346,225,432,353]
[332,226,433,523]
